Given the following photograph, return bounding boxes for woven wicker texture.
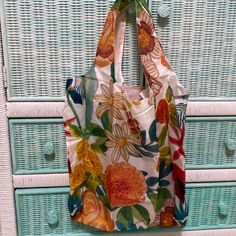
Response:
[0,22,17,235]
[15,184,236,235]
[2,0,142,100]
[15,188,96,236]
[186,183,236,229]
[151,0,236,99]
[2,0,236,100]
[185,117,236,169]
[9,119,67,174]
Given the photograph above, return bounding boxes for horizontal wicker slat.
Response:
[6,101,236,118]
[12,170,236,188]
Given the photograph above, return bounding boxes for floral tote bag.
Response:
[63,0,189,232]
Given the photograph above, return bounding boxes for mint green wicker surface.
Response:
[9,119,67,174]
[15,183,236,236]
[151,0,236,99]
[185,117,236,169]
[1,0,141,101]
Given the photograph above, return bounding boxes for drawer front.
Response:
[151,0,236,99]
[185,117,236,169]
[185,183,236,230]
[10,117,236,173]
[15,183,236,235]
[15,188,94,236]
[9,119,67,174]
[2,0,141,101]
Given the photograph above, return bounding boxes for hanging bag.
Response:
[63,0,189,232]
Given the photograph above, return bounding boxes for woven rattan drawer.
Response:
[185,117,236,169]
[9,119,66,174]
[15,183,236,235]
[185,182,236,230]
[15,188,91,236]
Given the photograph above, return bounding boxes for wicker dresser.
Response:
[0,0,236,235]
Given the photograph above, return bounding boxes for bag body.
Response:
[63,0,188,232]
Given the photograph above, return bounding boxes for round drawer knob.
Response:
[218,202,229,216]
[224,138,236,151]
[43,140,55,160]
[47,210,59,226]
[158,4,170,18]
[224,138,236,157]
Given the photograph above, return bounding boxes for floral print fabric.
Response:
[63,0,188,232]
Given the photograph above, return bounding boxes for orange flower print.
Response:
[160,206,176,227]
[151,198,176,227]
[156,99,169,124]
[74,190,115,231]
[95,10,117,67]
[76,139,89,160]
[84,151,103,176]
[143,59,162,96]
[138,11,161,61]
[69,163,86,192]
[105,162,147,207]
[76,139,103,176]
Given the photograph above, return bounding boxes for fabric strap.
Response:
[94,0,162,94]
[94,0,188,98]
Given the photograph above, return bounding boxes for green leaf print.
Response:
[165,87,172,103]
[143,144,159,153]
[146,177,159,187]
[96,185,105,196]
[85,174,100,192]
[111,63,116,82]
[159,162,172,179]
[158,124,168,147]
[156,188,172,210]
[99,195,117,212]
[148,188,171,211]
[147,192,158,210]
[66,91,83,132]
[101,110,112,132]
[86,122,106,137]
[149,120,157,142]
[132,205,150,226]
[159,179,170,186]
[160,146,171,157]
[91,137,108,155]
[175,201,189,226]
[117,206,133,227]
[169,104,179,127]
[68,123,83,137]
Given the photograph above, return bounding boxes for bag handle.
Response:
[94,0,186,99]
